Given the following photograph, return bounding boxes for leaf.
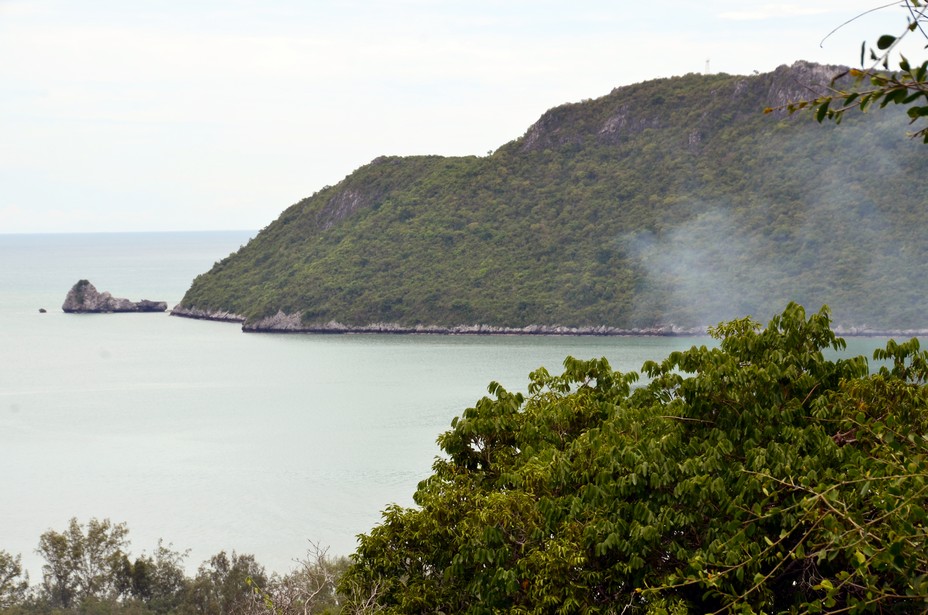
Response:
[915,62,928,82]
[877,34,896,50]
[815,101,831,123]
[816,578,834,591]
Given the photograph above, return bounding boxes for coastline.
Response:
[170,306,928,338]
[169,305,246,324]
[170,306,705,336]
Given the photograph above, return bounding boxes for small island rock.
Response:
[62,280,167,313]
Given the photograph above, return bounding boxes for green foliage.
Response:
[36,519,130,609]
[0,551,28,609]
[774,2,928,142]
[117,541,188,614]
[177,64,928,330]
[0,523,357,615]
[180,551,266,615]
[340,304,928,613]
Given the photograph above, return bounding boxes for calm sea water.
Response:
[0,232,890,578]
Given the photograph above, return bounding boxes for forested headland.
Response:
[175,61,928,333]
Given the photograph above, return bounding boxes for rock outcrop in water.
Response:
[62,280,167,313]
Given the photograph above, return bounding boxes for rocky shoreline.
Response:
[171,306,928,337]
[168,305,247,323]
[170,306,704,335]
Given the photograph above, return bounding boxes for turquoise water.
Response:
[0,232,891,578]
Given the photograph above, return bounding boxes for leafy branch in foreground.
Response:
[341,303,928,613]
[768,1,928,141]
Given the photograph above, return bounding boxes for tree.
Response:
[770,1,928,141]
[36,517,130,608]
[180,551,268,615]
[340,304,928,613]
[118,540,189,613]
[0,550,29,609]
[256,541,351,615]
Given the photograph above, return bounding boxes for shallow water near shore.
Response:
[0,232,892,578]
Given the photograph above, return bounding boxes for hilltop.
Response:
[174,61,928,333]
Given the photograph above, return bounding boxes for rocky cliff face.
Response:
[62,280,167,313]
[517,60,847,153]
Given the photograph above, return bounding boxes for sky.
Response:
[0,1,922,233]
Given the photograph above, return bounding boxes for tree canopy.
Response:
[340,304,928,613]
[0,520,349,615]
[0,552,28,610]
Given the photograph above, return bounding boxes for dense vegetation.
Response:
[0,519,351,615]
[340,303,928,613]
[178,61,928,331]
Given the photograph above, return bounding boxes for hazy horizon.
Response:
[2,1,923,234]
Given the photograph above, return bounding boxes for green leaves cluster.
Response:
[341,304,928,613]
[778,62,928,142]
[774,2,928,141]
[36,518,131,610]
[0,552,28,610]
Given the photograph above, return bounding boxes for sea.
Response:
[0,231,891,579]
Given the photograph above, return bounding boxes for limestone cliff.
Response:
[62,280,167,313]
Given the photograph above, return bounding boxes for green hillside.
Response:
[175,61,928,332]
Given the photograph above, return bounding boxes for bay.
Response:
[0,232,890,578]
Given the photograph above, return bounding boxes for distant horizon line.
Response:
[0,229,258,236]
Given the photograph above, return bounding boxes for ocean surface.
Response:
[0,232,891,579]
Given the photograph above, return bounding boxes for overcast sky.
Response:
[0,1,920,233]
